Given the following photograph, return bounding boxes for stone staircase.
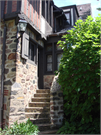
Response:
[25,89,58,134]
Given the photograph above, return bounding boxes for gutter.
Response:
[0,25,7,129]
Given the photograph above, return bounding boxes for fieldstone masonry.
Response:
[0,19,17,127]
[44,75,54,88]
[0,19,44,127]
[50,75,64,127]
[0,18,64,128]
[44,75,64,127]
[9,83,27,125]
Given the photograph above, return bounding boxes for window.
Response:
[45,44,53,72]
[65,11,70,24]
[45,43,63,74]
[22,32,37,65]
[57,53,63,70]
[55,43,63,70]
[29,42,34,61]
[47,55,52,71]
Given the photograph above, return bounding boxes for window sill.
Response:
[27,59,37,66]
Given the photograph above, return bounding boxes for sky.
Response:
[54,0,101,18]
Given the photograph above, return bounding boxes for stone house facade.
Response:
[0,0,92,132]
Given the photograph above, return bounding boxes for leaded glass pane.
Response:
[67,20,70,23]
[57,63,60,70]
[65,13,70,24]
[57,54,62,62]
[47,55,52,62]
[47,64,52,71]
[66,13,69,19]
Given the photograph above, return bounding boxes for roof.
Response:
[53,4,63,12]
[60,4,79,17]
[77,3,92,20]
[47,26,74,37]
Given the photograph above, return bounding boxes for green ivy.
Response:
[56,15,101,134]
[0,119,39,135]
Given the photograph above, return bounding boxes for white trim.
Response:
[63,9,70,12]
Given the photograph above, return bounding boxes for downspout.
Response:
[0,1,6,130]
[0,25,7,130]
[55,12,64,32]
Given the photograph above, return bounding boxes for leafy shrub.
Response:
[0,119,39,135]
[56,15,101,134]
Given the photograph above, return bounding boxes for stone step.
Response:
[36,123,51,131]
[25,107,50,113]
[38,129,58,134]
[34,93,50,98]
[36,89,50,94]
[37,123,58,131]
[25,113,50,119]
[29,102,50,107]
[32,98,50,102]
[30,118,50,124]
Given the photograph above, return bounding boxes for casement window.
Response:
[55,43,63,70]
[29,41,35,61]
[65,11,71,25]
[22,32,37,64]
[45,44,53,72]
[56,53,63,70]
[47,55,52,71]
[45,43,63,73]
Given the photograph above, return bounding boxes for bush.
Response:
[0,119,39,135]
[56,15,101,134]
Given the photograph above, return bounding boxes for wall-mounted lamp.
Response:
[13,19,27,42]
[17,19,27,34]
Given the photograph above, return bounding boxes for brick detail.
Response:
[3,104,6,110]
[4,1,7,14]
[4,90,9,96]
[12,1,17,12]
[24,0,27,15]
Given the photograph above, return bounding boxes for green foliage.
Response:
[0,119,39,135]
[57,15,101,134]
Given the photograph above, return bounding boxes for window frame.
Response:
[45,43,53,74]
[22,32,37,65]
[65,11,71,25]
[27,40,36,65]
[45,42,63,74]
[54,43,63,71]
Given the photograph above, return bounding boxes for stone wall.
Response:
[8,27,44,126]
[9,82,27,125]
[44,75,55,89]
[15,27,44,108]
[44,75,64,127]
[0,19,44,127]
[0,19,17,127]
[50,75,64,127]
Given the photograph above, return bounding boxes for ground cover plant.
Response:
[56,15,101,134]
[0,119,39,135]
